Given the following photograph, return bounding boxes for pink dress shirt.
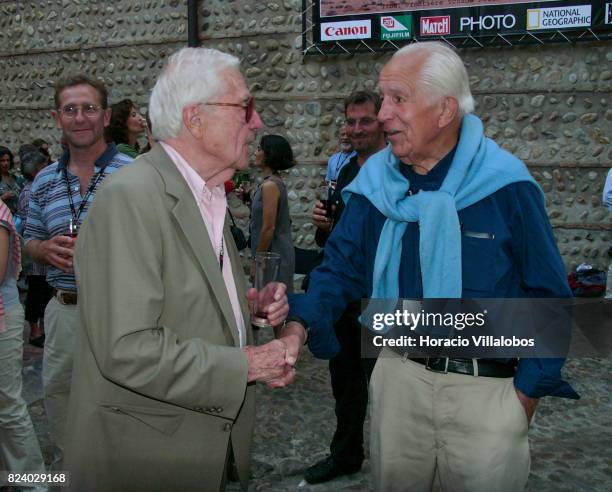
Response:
[160,142,246,347]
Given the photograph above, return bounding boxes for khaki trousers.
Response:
[0,304,47,491]
[43,297,79,468]
[370,350,530,492]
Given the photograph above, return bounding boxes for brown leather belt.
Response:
[53,288,78,305]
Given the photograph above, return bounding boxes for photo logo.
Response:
[526,5,591,30]
[321,20,372,41]
[460,14,516,31]
[420,15,451,36]
[380,14,412,41]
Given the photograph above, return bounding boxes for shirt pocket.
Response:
[461,229,496,295]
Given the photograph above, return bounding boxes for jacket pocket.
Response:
[100,403,184,436]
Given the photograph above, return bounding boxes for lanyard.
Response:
[63,167,106,222]
[219,236,224,271]
[334,153,351,178]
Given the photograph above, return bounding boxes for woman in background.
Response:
[0,198,46,484]
[249,134,295,293]
[18,151,52,347]
[0,147,24,214]
[105,99,145,158]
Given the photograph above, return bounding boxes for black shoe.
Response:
[304,456,361,484]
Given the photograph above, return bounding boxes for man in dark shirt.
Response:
[287,42,578,491]
[304,91,386,484]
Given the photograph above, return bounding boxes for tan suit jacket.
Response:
[64,145,255,491]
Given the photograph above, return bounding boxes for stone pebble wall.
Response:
[0,0,610,271]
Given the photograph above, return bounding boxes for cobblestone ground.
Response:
[20,327,612,491]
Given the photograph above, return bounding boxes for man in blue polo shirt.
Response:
[325,125,356,184]
[287,42,578,491]
[24,75,132,468]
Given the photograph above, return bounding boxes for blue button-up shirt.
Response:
[290,148,578,400]
[326,150,357,182]
[24,144,133,290]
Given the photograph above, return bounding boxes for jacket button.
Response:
[223,423,232,432]
[217,407,223,413]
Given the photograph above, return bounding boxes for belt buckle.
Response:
[424,357,449,374]
[55,290,66,305]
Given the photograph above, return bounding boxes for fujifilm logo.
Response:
[460,14,516,31]
[321,20,372,41]
[420,16,451,36]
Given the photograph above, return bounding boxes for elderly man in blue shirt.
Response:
[287,42,578,492]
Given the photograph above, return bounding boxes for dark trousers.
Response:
[24,275,53,324]
[328,306,375,468]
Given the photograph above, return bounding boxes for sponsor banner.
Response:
[380,14,413,40]
[320,0,558,18]
[526,4,591,31]
[415,4,525,37]
[314,2,612,44]
[459,12,518,32]
[420,15,451,36]
[320,19,372,41]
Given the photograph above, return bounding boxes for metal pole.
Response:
[187,0,199,47]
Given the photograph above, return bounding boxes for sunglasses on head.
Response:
[201,96,255,123]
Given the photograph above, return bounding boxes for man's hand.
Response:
[247,282,288,327]
[37,236,76,272]
[266,321,307,388]
[277,321,307,365]
[243,339,288,383]
[515,387,539,424]
[312,201,332,231]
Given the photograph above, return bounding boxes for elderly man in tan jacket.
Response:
[63,47,307,491]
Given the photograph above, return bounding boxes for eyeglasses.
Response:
[345,117,378,128]
[57,103,102,118]
[200,96,255,123]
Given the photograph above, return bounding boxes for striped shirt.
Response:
[24,143,133,290]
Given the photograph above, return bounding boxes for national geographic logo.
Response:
[527,5,591,30]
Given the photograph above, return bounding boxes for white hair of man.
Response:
[394,42,475,116]
[149,47,241,140]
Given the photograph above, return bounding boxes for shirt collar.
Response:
[400,144,457,191]
[57,143,118,173]
[159,142,224,201]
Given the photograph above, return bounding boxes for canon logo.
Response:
[325,25,368,36]
[320,20,372,41]
[460,14,516,31]
[420,16,450,36]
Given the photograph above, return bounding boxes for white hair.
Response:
[393,42,475,116]
[149,47,241,140]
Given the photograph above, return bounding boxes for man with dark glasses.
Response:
[64,47,306,491]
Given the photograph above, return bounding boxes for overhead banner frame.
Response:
[301,0,612,56]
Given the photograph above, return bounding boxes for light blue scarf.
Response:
[342,114,541,299]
